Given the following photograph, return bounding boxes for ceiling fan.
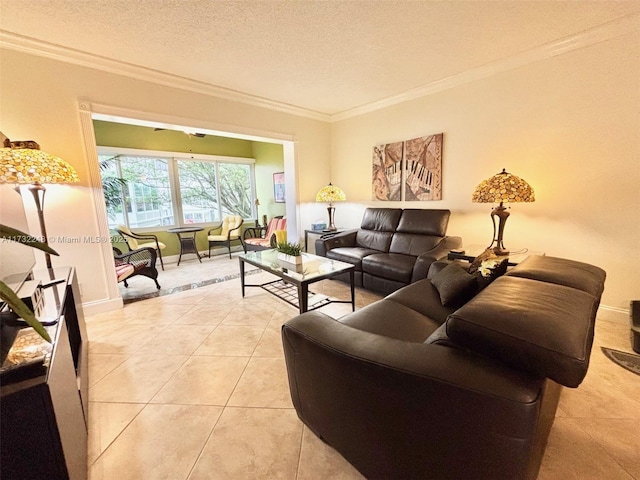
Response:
[153,128,206,138]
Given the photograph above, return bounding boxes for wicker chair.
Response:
[116,224,166,270]
[113,247,161,289]
[207,215,244,259]
[243,216,286,252]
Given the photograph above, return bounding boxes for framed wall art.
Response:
[273,172,285,203]
[372,133,443,201]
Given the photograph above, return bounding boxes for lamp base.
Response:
[327,205,337,231]
[488,203,510,257]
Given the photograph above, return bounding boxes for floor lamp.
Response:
[0,139,80,269]
[471,168,534,256]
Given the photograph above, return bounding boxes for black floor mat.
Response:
[601,347,640,376]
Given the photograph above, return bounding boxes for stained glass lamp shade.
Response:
[0,140,79,267]
[472,168,534,255]
[315,183,346,231]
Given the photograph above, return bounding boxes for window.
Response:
[99,149,255,230]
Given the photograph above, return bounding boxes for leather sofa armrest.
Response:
[314,230,358,256]
[411,235,463,281]
[282,311,546,479]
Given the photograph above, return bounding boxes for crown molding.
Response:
[331,12,640,122]
[0,30,331,123]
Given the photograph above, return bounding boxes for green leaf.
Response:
[0,280,51,343]
[0,224,59,256]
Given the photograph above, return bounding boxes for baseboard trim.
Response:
[597,304,629,324]
[82,296,123,316]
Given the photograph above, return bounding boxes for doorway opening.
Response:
[79,104,298,305]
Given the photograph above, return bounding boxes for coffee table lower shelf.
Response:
[257,279,347,313]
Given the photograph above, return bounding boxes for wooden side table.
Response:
[168,227,203,265]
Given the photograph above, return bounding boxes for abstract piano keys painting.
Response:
[404,133,442,201]
[372,133,443,201]
[372,141,403,201]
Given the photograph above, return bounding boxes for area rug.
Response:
[601,347,640,376]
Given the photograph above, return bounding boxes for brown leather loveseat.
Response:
[315,207,462,295]
[282,255,606,479]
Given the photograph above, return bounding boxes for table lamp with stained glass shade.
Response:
[0,139,80,268]
[472,168,534,255]
[315,183,346,231]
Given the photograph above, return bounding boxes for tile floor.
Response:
[87,257,640,479]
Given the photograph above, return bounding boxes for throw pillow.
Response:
[431,262,477,306]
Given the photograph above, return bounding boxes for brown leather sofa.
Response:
[282,255,606,480]
[315,208,462,295]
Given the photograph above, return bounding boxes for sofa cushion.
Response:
[356,230,395,252]
[396,209,450,236]
[446,275,599,387]
[387,278,457,325]
[506,255,606,298]
[326,247,379,271]
[360,207,402,232]
[362,253,416,283]
[431,262,478,306]
[389,233,443,255]
[339,299,440,343]
[355,208,402,252]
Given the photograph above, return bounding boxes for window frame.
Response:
[98,146,256,233]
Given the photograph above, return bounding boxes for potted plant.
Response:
[276,241,303,265]
[1,224,57,363]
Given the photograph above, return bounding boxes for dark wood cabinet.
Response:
[1,267,88,480]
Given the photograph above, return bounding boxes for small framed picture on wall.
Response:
[273,172,285,203]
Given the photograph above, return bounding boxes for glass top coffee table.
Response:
[238,249,355,314]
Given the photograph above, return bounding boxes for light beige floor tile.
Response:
[151,356,249,405]
[539,417,634,479]
[89,404,222,480]
[188,407,302,480]
[221,304,273,326]
[559,371,640,419]
[153,288,209,305]
[173,303,235,326]
[194,325,265,356]
[118,302,188,325]
[253,325,285,358]
[88,323,169,354]
[88,401,145,465]
[579,418,640,478]
[90,354,188,402]
[297,426,365,480]
[228,357,293,408]
[135,325,214,355]
[267,309,298,328]
[88,353,128,387]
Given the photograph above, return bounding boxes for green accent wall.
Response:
[252,142,286,224]
[94,120,284,257]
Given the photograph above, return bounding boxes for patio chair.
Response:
[243,216,286,252]
[116,224,166,270]
[208,215,244,259]
[113,247,161,289]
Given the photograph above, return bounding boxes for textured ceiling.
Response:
[1,1,639,117]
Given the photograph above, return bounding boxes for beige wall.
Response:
[0,49,331,311]
[330,32,640,316]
